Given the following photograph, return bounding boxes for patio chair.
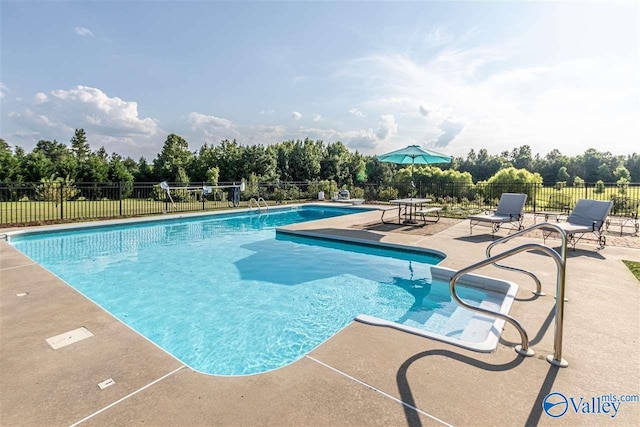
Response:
[542,199,613,250]
[468,193,527,237]
[605,196,639,235]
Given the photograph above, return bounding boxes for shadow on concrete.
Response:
[454,234,499,244]
[395,349,525,427]
[498,306,555,347]
[525,366,560,426]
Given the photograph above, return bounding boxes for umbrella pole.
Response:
[410,158,414,199]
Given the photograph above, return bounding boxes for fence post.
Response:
[119,182,123,216]
[59,183,64,220]
[202,181,205,210]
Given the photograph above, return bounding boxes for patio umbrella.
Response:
[377,145,452,196]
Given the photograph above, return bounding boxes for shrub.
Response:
[36,175,79,204]
[573,176,585,188]
[478,167,542,203]
[349,187,365,199]
[378,187,398,201]
[617,177,629,195]
[554,181,566,190]
[594,180,605,194]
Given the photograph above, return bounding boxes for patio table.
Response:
[381,198,432,225]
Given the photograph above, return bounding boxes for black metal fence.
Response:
[1,180,638,226]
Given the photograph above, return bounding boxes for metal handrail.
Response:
[450,223,569,367]
[248,198,260,211]
[486,223,568,297]
[248,197,269,212]
[257,197,269,211]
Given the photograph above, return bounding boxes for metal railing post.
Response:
[119,181,123,216]
[59,183,64,220]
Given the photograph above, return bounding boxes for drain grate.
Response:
[46,327,94,350]
[98,378,115,390]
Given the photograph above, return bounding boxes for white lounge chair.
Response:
[542,199,613,250]
[468,193,527,237]
[331,189,364,205]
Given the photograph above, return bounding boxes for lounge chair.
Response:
[332,189,351,201]
[468,193,527,237]
[331,189,364,205]
[542,199,613,250]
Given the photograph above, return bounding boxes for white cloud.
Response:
[75,27,94,37]
[298,114,399,151]
[291,111,302,120]
[259,109,275,115]
[432,118,464,148]
[312,114,322,122]
[348,108,366,117]
[245,125,287,145]
[334,38,639,157]
[376,115,398,141]
[34,92,48,104]
[7,86,162,157]
[0,82,9,99]
[188,112,240,142]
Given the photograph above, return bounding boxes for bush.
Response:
[573,176,585,188]
[349,187,365,199]
[378,187,398,201]
[617,177,629,195]
[36,175,79,204]
[594,180,605,194]
[554,181,566,190]
[478,167,542,203]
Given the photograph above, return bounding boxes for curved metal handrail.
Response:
[248,198,260,212]
[486,223,568,296]
[450,236,569,367]
[257,197,269,211]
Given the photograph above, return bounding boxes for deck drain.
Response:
[46,327,94,350]
[16,292,29,297]
[98,378,115,390]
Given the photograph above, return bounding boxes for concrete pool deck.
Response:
[1,205,639,426]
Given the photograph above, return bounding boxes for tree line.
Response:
[0,129,638,187]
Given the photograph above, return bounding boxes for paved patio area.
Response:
[1,205,638,426]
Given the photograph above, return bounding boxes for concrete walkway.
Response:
[1,206,638,426]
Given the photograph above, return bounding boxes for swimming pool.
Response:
[9,205,515,375]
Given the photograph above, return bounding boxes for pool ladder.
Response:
[248,197,269,212]
[449,223,569,367]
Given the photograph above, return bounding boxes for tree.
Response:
[153,134,193,181]
[70,129,90,161]
[596,164,612,182]
[0,138,20,181]
[557,166,570,183]
[108,154,134,197]
[510,145,533,170]
[623,153,640,182]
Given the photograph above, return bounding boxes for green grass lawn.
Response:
[622,260,640,282]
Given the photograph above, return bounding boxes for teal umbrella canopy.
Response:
[377,145,452,166]
[377,145,452,197]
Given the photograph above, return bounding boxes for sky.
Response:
[1,0,639,160]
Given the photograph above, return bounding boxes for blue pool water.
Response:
[11,206,488,376]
